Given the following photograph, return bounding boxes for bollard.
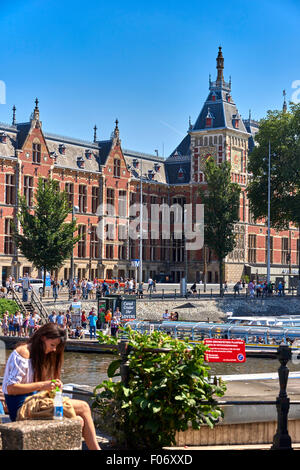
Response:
[175,289,177,298]
[271,345,293,450]
[198,289,200,298]
[210,289,212,298]
[162,289,164,299]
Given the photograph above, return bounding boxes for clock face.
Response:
[232,149,242,172]
[198,146,217,172]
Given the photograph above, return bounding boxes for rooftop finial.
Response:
[113,118,120,141]
[282,89,287,113]
[216,46,224,83]
[33,97,40,120]
[12,105,16,125]
[93,124,97,143]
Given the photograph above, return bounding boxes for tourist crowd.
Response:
[0,305,124,340]
[228,279,287,298]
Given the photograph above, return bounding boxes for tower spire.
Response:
[12,105,16,125]
[33,97,40,120]
[216,46,224,84]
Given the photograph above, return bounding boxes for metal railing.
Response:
[31,290,49,324]
[11,290,27,316]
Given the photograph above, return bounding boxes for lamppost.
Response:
[267,141,271,285]
[139,157,143,285]
[132,158,144,285]
[69,205,79,298]
[88,220,92,280]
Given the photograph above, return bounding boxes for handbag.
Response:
[16,390,77,421]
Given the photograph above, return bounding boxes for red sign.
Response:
[204,338,246,363]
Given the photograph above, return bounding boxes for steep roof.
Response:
[192,89,248,135]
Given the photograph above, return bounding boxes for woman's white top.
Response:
[2,349,34,395]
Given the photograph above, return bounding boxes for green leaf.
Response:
[107,359,121,378]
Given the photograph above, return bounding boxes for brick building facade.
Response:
[0,49,298,285]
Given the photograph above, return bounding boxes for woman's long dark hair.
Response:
[27,323,67,382]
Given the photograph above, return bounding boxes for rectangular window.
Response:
[105,244,114,259]
[118,224,127,241]
[118,190,127,217]
[118,244,126,260]
[65,182,74,208]
[113,159,121,177]
[32,142,41,163]
[23,176,34,206]
[248,207,255,224]
[106,223,115,240]
[281,237,289,264]
[106,188,115,215]
[4,218,14,255]
[150,243,156,261]
[78,225,86,258]
[5,174,15,205]
[90,226,99,259]
[92,186,100,214]
[248,234,256,263]
[78,185,87,213]
[161,239,169,260]
[130,192,136,205]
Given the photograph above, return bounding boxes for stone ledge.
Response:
[0,418,82,450]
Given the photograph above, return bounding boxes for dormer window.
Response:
[77,156,85,168]
[148,169,155,180]
[132,158,139,168]
[205,107,214,128]
[211,92,216,102]
[154,163,161,172]
[1,132,7,143]
[226,94,231,102]
[232,114,240,129]
[59,144,66,155]
[50,151,58,163]
[178,167,184,179]
[85,149,92,159]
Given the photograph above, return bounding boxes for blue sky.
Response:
[0,0,299,156]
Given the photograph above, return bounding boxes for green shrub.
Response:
[92,327,226,449]
[0,298,19,317]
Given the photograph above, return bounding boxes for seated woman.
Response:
[171,311,179,321]
[2,323,100,450]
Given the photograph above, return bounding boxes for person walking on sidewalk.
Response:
[88,310,97,339]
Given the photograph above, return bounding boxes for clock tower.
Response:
[188,47,251,281]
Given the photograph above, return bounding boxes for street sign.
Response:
[131,259,140,268]
[204,338,246,363]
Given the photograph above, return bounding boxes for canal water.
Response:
[2,350,300,389]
